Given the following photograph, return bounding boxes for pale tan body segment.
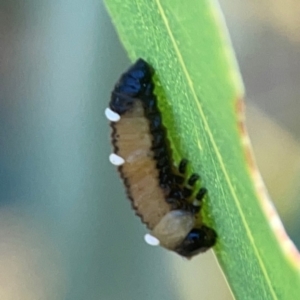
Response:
[111,100,171,230]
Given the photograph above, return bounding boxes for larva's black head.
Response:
[110,59,154,114]
[175,226,217,258]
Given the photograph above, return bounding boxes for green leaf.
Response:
[103,0,300,299]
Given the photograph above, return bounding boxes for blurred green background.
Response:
[0,0,299,299]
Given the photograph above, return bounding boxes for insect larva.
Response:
[106,59,216,257]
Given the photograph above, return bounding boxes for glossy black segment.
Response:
[175,226,217,257]
[113,59,153,97]
[196,188,207,201]
[110,93,135,115]
[178,159,188,174]
[188,174,200,186]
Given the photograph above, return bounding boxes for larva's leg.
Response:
[173,159,206,213]
[166,196,200,214]
[196,187,207,201]
[172,158,188,186]
[188,173,200,186]
[178,159,188,174]
[178,159,200,187]
[193,187,207,208]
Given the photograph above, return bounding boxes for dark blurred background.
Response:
[0,0,299,299]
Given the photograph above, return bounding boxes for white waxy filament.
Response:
[109,153,125,166]
[105,107,121,122]
[144,234,160,246]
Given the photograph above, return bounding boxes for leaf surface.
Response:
[104,0,300,298]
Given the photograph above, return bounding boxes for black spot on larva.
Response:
[144,97,157,115]
[175,226,217,257]
[153,147,168,159]
[149,114,162,132]
[152,132,165,148]
[159,174,170,185]
[169,189,184,200]
[109,59,216,257]
[157,156,169,168]
[160,165,170,174]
